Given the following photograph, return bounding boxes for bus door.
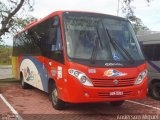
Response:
[42,16,64,89]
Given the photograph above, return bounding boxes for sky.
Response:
[3,0,160,45]
[29,0,160,30]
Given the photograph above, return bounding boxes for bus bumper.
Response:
[63,78,148,103]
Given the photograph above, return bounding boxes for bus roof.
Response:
[15,10,127,36]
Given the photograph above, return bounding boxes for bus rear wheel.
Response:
[50,84,66,110]
[110,100,124,106]
[150,82,160,100]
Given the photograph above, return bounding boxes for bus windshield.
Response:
[63,12,144,63]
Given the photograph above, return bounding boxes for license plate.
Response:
[109,91,123,96]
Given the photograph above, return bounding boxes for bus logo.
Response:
[113,80,119,85]
[24,66,34,81]
[104,69,127,77]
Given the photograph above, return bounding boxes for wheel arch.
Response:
[48,78,56,93]
[148,79,160,92]
[20,71,23,81]
[150,79,160,87]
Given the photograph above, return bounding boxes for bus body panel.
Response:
[62,78,147,103]
[14,55,148,103]
[12,57,19,79]
[147,60,160,86]
[16,56,64,92]
[61,62,147,103]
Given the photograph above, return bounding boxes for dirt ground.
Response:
[0,82,160,120]
[0,67,160,120]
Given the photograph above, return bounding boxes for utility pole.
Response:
[117,0,120,16]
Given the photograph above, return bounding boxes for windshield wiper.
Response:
[101,21,134,64]
[106,27,134,64]
[90,27,103,64]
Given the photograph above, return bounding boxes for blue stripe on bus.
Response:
[148,61,160,73]
[22,57,49,93]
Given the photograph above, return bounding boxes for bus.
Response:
[12,11,148,110]
[138,33,160,100]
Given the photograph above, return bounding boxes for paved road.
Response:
[0,65,12,80]
[0,82,160,120]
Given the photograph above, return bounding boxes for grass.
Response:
[0,62,11,65]
[0,78,19,83]
[0,45,12,65]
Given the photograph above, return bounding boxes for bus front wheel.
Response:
[50,83,66,110]
[110,100,124,106]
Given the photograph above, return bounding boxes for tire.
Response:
[49,83,66,110]
[110,100,124,106]
[150,82,160,100]
[20,74,30,89]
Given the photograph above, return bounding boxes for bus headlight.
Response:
[134,69,148,85]
[68,69,93,86]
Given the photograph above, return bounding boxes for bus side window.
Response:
[49,16,62,51]
[153,44,160,61]
[49,27,57,51]
[142,44,154,60]
[48,16,64,63]
[142,44,160,61]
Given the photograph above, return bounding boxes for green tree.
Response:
[121,0,151,17]
[0,45,12,65]
[121,0,151,33]
[0,0,36,41]
[10,15,37,34]
[128,15,149,34]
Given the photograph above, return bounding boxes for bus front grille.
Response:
[91,78,135,87]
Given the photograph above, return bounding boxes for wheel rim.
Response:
[153,84,160,98]
[51,88,58,105]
